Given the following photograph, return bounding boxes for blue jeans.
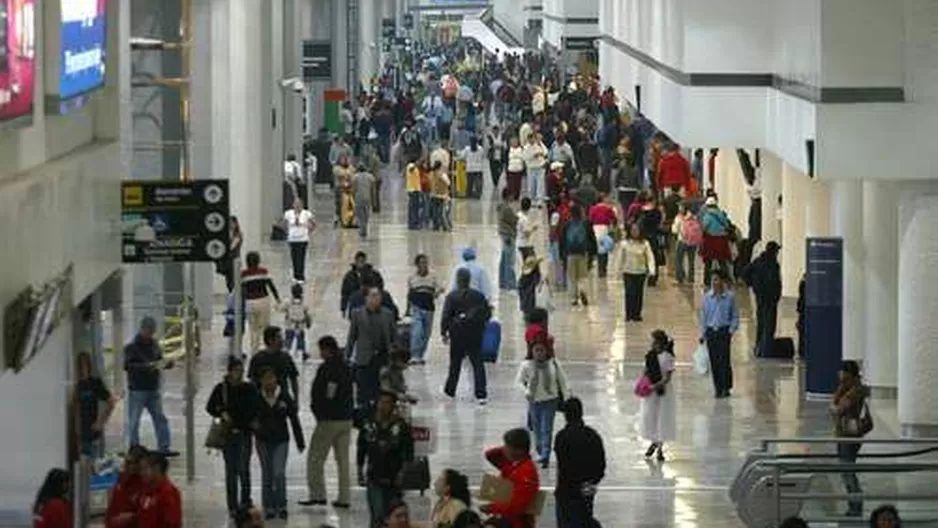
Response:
[674,242,697,283]
[126,389,171,451]
[527,166,546,202]
[529,398,560,464]
[367,484,400,528]
[256,440,289,514]
[285,328,306,355]
[223,431,253,512]
[409,306,434,361]
[499,236,517,289]
[407,192,422,229]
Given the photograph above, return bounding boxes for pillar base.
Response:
[869,386,898,401]
[900,424,938,438]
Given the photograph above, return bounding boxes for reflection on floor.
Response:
[113,172,844,528]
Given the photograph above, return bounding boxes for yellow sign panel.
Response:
[123,185,143,207]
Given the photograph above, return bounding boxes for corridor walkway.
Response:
[121,170,829,527]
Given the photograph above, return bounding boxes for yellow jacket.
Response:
[406,163,422,193]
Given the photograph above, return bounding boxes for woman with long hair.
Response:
[616,223,657,322]
[830,360,871,517]
[429,469,470,527]
[33,469,71,528]
[639,330,677,461]
[516,334,570,469]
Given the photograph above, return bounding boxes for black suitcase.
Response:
[766,337,795,359]
[400,456,430,494]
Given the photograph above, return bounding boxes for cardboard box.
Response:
[478,473,547,516]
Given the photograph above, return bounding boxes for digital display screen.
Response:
[60,0,107,100]
[0,0,36,123]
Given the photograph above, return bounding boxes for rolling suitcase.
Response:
[481,319,501,363]
[767,337,795,360]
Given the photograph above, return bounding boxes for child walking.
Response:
[283,284,311,362]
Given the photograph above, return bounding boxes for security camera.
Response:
[279,77,306,94]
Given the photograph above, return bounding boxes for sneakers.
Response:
[477,398,488,406]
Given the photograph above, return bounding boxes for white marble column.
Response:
[831,180,864,361]
[863,181,898,391]
[897,184,938,436]
[332,0,350,93]
[228,0,266,249]
[805,179,831,238]
[780,163,807,298]
[282,0,303,160]
[760,151,782,247]
[359,0,379,87]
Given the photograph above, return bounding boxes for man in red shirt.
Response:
[481,428,540,528]
[656,143,692,193]
[137,452,181,528]
[106,445,148,527]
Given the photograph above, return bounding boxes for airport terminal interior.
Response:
[1,0,938,527]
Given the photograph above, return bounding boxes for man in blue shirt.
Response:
[448,246,493,302]
[699,270,740,398]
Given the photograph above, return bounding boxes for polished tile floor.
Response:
[109,171,871,527]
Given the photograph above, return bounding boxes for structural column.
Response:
[831,180,864,361]
[282,0,303,161]
[228,0,267,248]
[804,179,831,238]
[331,0,350,94]
[359,0,380,87]
[380,0,395,72]
[897,185,938,435]
[862,181,898,392]
[780,163,807,298]
[760,152,782,248]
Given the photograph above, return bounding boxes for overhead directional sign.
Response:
[382,18,396,39]
[302,40,332,81]
[121,180,231,263]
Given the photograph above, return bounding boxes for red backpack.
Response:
[682,215,703,246]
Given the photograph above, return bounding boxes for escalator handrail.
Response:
[765,446,938,459]
[756,460,938,474]
[759,437,938,450]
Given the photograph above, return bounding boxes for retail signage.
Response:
[59,0,108,100]
[121,180,231,264]
[0,0,36,124]
[562,37,596,52]
[804,237,843,396]
[302,40,331,81]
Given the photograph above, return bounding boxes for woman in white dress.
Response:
[639,329,677,461]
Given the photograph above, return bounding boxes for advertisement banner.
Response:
[0,0,36,123]
[60,0,107,99]
[804,237,843,397]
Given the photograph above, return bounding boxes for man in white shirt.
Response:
[516,197,538,260]
[283,154,304,210]
[523,133,548,205]
[282,198,316,283]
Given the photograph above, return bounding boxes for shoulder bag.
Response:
[205,384,230,450]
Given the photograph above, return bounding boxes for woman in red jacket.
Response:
[481,428,540,528]
[105,445,148,527]
[136,452,181,528]
[33,469,72,528]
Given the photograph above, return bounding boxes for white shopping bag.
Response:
[535,281,555,312]
[693,343,710,376]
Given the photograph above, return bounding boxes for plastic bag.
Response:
[633,375,654,398]
[693,343,710,376]
[535,281,555,312]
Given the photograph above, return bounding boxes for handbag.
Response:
[535,280,555,312]
[842,401,874,437]
[633,375,654,398]
[204,384,230,450]
[399,457,431,491]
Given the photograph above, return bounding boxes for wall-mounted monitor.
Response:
[0,0,36,127]
[45,0,107,115]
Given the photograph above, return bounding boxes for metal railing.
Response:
[733,437,938,527]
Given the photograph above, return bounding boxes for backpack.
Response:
[565,221,589,253]
[682,215,703,246]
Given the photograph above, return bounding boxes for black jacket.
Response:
[124,335,163,391]
[205,380,260,431]
[340,265,385,313]
[744,252,782,303]
[254,388,305,449]
[247,349,300,403]
[310,357,354,421]
[356,417,414,485]
[440,288,491,340]
[554,422,606,497]
[345,288,400,320]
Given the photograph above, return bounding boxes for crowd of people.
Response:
[44,35,891,528]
